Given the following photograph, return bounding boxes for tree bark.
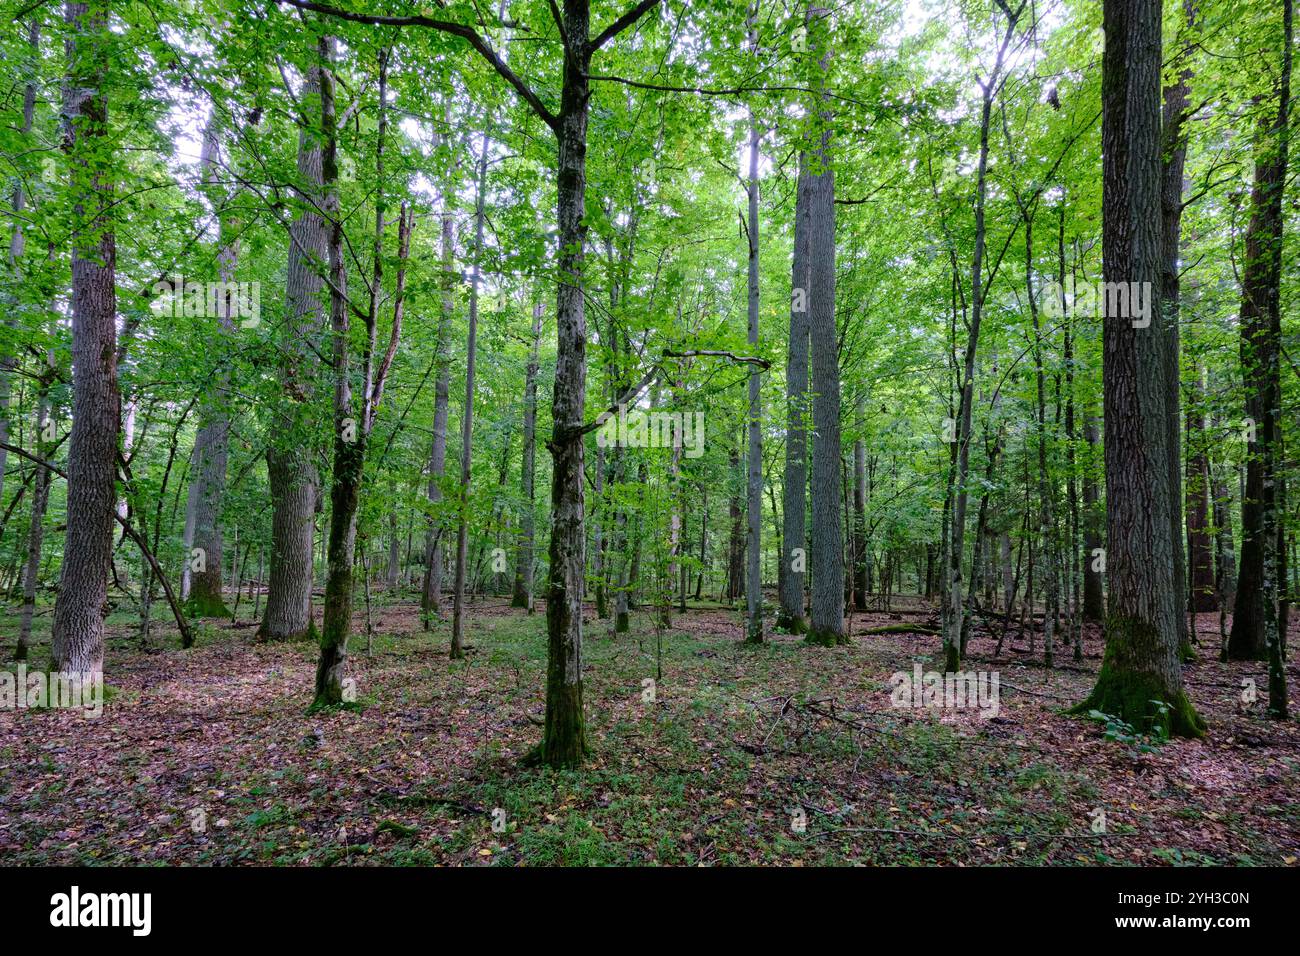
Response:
[805,5,845,646]
[1071,0,1203,737]
[744,86,764,644]
[451,128,491,660]
[513,299,544,610]
[422,160,455,625]
[539,0,594,768]
[779,156,810,633]
[51,0,120,677]
[260,49,328,643]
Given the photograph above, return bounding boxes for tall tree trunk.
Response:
[451,128,491,660]
[539,0,594,768]
[942,1,1020,669]
[1229,0,1291,705]
[1082,414,1105,619]
[513,299,544,610]
[744,86,764,644]
[260,50,328,643]
[779,156,810,633]
[1072,0,1203,737]
[422,168,455,625]
[51,0,119,677]
[313,46,407,706]
[852,392,868,610]
[1160,0,1198,655]
[805,5,845,646]
[1026,216,1057,668]
[1185,366,1216,612]
[16,344,55,661]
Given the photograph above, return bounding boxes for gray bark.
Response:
[806,5,844,646]
[260,51,328,642]
[51,0,120,676]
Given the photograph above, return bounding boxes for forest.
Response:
[0,0,1296,871]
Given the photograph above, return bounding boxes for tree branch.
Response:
[592,0,662,51]
[274,0,558,130]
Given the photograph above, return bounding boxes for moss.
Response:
[1067,614,1206,739]
[863,623,940,636]
[614,611,630,633]
[375,819,420,839]
[530,681,587,769]
[804,627,849,647]
[942,641,960,674]
[776,612,808,635]
[183,592,230,620]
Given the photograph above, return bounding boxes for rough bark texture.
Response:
[539,0,592,768]
[1071,0,1203,738]
[779,159,810,633]
[744,103,764,644]
[51,0,119,677]
[805,6,845,647]
[260,54,328,643]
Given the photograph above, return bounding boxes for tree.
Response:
[260,32,329,643]
[805,4,845,647]
[1071,0,1203,738]
[50,0,120,677]
[779,158,810,634]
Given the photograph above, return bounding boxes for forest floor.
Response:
[1,592,1297,866]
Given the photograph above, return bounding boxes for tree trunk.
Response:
[852,393,868,610]
[1082,415,1105,619]
[744,90,764,644]
[779,155,810,633]
[16,346,55,661]
[260,51,328,643]
[1229,0,1291,697]
[805,6,845,647]
[51,0,120,677]
[513,299,544,610]
[422,167,455,625]
[1160,0,1197,655]
[1071,0,1203,737]
[539,0,593,768]
[451,128,490,660]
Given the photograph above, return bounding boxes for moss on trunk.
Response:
[184,591,230,620]
[1069,614,1206,738]
[805,627,850,647]
[776,611,807,634]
